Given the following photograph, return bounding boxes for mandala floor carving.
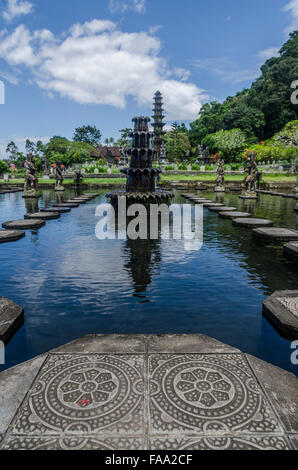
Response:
[0,334,297,450]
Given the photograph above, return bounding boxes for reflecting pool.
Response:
[0,189,297,375]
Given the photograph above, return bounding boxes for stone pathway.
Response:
[232,218,273,228]
[219,211,251,219]
[0,334,297,450]
[253,227,298,242]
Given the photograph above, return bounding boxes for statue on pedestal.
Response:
[240,152,258,199]
[24,153,40,198]
[196,145,204,164]
[54,162,65,191]
[74,169,83,187]
[214,159,226,192]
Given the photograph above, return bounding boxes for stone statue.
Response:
[24,153,40,198]
[214,159,225,192]
[240,152,258,199]
[159,143,167,166]
[42,155,49,175]
[74,169,83,187]
[55,162,65,191]
[196,145,204,164]
[203,146,210,163]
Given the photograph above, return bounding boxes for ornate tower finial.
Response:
[152,90,166,159]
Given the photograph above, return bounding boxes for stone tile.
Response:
[288,435,298,450]
[149,354,282,435]
[148,334,240,354]
[246,354,298,434]
[1,436,146,450]
[9,354,145,436]
[0,297,24,343]
[263,290,298,337]
[52,334,147,354]
[0,354,47,437]
[149,435,290,450]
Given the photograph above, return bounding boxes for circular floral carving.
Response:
[174,367,234,409]
[58,369,119,409]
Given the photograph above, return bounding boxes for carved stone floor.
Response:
[0,334,297,450]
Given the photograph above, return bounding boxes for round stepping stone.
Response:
[232,218,273,228]
[253,227,298,242]
[284,242,298,259]
[41,207,71,213]
[2,219,45,230]
[219,211,252,219]
[202,202,223,207]
[67,199,88,204]
[24,212,60,220]
[0,229,25,243]
[208,206,237,212]
[53,203,79,208]
[263,291,298,337]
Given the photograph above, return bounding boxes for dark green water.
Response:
[0,189,297,375]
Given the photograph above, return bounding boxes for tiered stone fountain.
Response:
[106,116,172,205]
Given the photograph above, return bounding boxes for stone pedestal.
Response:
[54,184,65,192]
[214,185,226,193]
[239,191,258,199]
[23,189,40,199]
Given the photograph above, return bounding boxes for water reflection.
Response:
[0,189,297,376]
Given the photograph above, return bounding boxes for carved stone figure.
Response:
[74,169,83,187]
[55,162,65,192]
[214,159,226,192]
[240,152,258,199]
[24,153,40,198]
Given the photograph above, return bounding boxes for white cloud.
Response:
[0,20,207,120]
[258,47,280,61]
[193,58,260,84]
[109,0,146,14]
[283,0,298,35]
[173,67,191,82]
[2,0,34,22]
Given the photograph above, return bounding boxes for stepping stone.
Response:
[66,199,88,204]
[205,203,225,208]
[200,202,218,206]
[232,218,274,228]
[2,219,45,230]
[0,297,24,343]
[24,212,60,220]
[284,242,298,259]
[263,290,298,337]
[219,211,252,219]
[253,227,298,242]
[0,230,25,244]
[53,203,79,208]
[41,207,71,213]
[208,206,237,212]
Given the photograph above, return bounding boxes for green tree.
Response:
[73,125,101,146]
[6,141,19,160]
[202,129,248,162]
[25,139,35,154]
[164,127,191,161]
[0,160,8,176]
[116,128,132,149]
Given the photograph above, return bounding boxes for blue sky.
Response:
[0,0,297,156]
